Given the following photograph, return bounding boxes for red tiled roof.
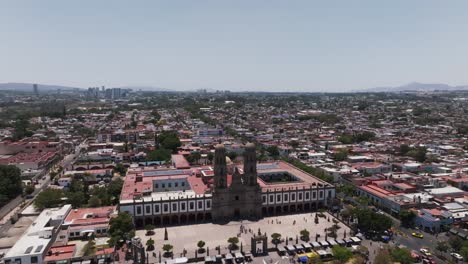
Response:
[44,245,76,262]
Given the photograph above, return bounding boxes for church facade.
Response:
[211,143,263,221]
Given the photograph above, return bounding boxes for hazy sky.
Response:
[1,1,468,92]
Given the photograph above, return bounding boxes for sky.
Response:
[1,1,468,92]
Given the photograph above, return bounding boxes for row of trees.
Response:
[338,131,376,144]
[283,157,334,183]
[34,177,124,210]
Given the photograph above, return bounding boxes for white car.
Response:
[451,252,464,261]
[420,248,432,256]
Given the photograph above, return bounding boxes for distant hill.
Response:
[119,85,174,92]
[0,82,82,92]
[359,82,468,92]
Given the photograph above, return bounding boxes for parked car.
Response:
[450,252,464,261]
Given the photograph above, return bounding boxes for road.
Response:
[382,211,450,264]
[0,149,79,236]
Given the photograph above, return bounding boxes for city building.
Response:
[119,143,336,227]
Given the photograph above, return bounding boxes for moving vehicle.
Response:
[419,248,432,257]
[411,232,424,238]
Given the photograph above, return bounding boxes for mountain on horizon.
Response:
[0,82,82,92]
[119,85,174,92]
[360,82,468,92]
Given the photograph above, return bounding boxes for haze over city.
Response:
[2,0,468,92]
[3,2,468,264]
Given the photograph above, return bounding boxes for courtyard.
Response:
[136,212,352,263]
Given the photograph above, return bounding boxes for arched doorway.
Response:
[135,218,144,228]
[276,206,282,214]
[171,215,179,225]
[268,207,274,215]
[197,213,204,222]
[189,214,196,222]
[205,213,212,221]
[155,217,161,226]
[180,214,187,224]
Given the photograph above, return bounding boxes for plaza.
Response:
[136,212,352,264]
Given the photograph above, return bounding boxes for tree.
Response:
[24,185,35,195]
[227,237,239,250]
[0,165,22,206]
[108,178,124,200]
[145,224,155,236]
[449,236,464,251]
[332,245,353,264]
[66,191,86,208]
[333,149,349,161]
[399,144,410,155]
[157,131,181,152]
[34,189,64,209]
[207,152,214,164]
[146,238,155,251]
[399,210,416,228]
[114,163,127,176]
[197,240,206,253]
[354,208,392,233]
[373,248,392,264]
[146,148,171,161]
[435,241,449,254]
[460,246,468,261]
[299,229,310,241]
[390,247,413,264]
[88,196,101,207]
[162,244,173,256]
[266,146,280,158]
[407,146,427,163]
[356,245,369,258]
[338,134,353,144]
[271,233,282,246]
[108,213,135,248]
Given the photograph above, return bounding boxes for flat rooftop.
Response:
[121,161,332,202]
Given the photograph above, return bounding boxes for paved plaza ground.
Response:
[136,212,351,264]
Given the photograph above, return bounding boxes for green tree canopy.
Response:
[354,208,392,233]
[332,245,353,264]
[146,148,171,161]
[108,213,135,247]
[157,131,181,152]
[0,165,22,206]
[34,189,64,209]
[390,247,413,264]
[399,210,416,228]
